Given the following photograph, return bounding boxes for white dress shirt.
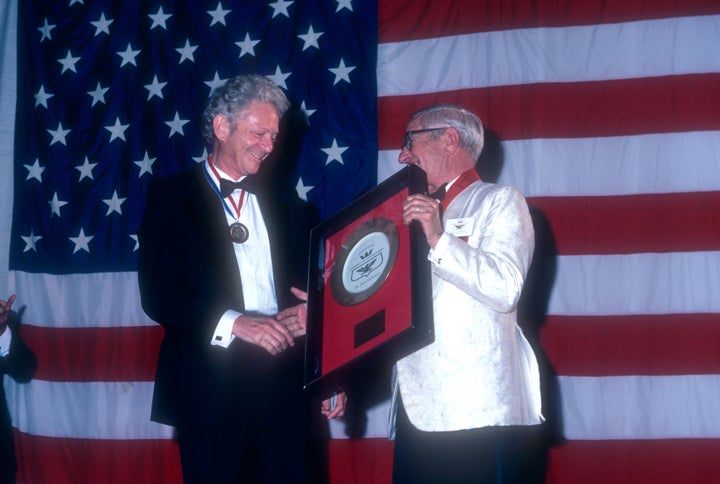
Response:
[204,162,278,348]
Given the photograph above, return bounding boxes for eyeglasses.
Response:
[402,127,450,151]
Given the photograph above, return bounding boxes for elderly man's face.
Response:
[398,119,449,192]
[214,100,279,179]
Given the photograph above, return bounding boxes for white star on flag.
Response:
[269,0,294,18]
[87,82,109,106]
[208,2,231,26]
[58,50,80,73]
[321,138,348,165]
[75,157,97,181]
[91,13,113,36]
[69,228,93,254]
[134,152,157,177]
[329,58,355,85]
[34,86,54,108]
[49,192,68,217]
[336,0,353,12]
[105,118,129,142]
[298,26,323,51]
[117,44,141,67]
[48,122,71,146]
[24,159,45,182]
[295,178,313,201]
[144,76,167,100]
[38,18,55,42]
[268,66,291,89]
[236,33,260,58]
[176,39,198,64]
[21,231,42,253]
[149,7,172,30]
[205,72,227,94]
[103,191,127,216]
[299,101,316,125]
[193,147,209,164]
[165,112,189,137]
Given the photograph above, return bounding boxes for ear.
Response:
[212,114,231,142]
[443,126,461,155]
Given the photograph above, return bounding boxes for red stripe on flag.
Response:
[540,314,720,376]
[329,438,394,484]
[379,0,720,42]
[546,439,720,484]
[14,431,182,484]
[326,437,720,483]
[528,191,720,256]
[19,325,162,382]
[378,74,720,148]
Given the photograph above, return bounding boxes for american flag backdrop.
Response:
[3,0,720,483]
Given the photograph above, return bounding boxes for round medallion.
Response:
[330,217,399,306]
[229,222,249,244]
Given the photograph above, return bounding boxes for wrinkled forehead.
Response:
[406,114,427,131]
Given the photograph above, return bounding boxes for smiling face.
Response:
[398,118,451,193]
[212,100,280,179]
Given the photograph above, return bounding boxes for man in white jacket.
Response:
[392,104,544,483]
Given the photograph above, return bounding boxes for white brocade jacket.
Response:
[392,180,544,435]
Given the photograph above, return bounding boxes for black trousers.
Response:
[175,394,329,484]
[392,398,546,484]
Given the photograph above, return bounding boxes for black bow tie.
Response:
[219,176,256,197]
[428,184,447,201]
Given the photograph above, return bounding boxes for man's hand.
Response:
[232,314,295,356]
[276,287,308,338]
[402,194,444,248]
[321,391,347,420]
[0,294,16,335]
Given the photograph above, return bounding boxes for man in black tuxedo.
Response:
[0,295,37,484]
[138,74,345,483]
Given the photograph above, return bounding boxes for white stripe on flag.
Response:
[378,15,720,96]
[550,251,720,316]
[378,130,720,195]
[9,270,155,328]
[5,378,173,439]
[11,252,719,328]
[560,374,720,440]
[332,374,720,441]
[500,131,720,197]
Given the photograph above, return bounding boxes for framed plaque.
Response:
[304,165,434,393]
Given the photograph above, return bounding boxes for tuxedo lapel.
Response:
[187,164,247,311]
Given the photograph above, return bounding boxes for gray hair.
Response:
[411,104,485,160]
[201,74,290,146]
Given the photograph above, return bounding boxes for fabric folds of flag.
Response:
[4,0,720,483]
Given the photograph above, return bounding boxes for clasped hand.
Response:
[228,288,346,420]
[232,287,307,356]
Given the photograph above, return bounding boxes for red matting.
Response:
[320,189,411,375]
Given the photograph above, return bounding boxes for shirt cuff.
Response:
[210,310,240,348]
[0,326,12,357]
[427,232,450,265]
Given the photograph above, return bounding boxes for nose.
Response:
[260,133,275,151]
[398,146,412,164]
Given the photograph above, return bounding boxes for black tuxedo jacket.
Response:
[138,163,315,427]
